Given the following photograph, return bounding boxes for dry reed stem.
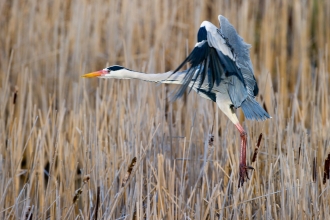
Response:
[251,133,262,163]
[0,0,329,219]
[93,186,100,220]
[121,157,137,187]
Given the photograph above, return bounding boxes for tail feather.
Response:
[241,97,271,121]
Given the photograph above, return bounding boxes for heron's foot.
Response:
[238,163,254,188]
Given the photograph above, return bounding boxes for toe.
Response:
[238,164,254,187]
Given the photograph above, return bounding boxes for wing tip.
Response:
[241,97,271,121]
[218,15,228,24]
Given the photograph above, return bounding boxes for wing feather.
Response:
[170,16,260,109]
[170,40,211,100]
[218,15,259,96]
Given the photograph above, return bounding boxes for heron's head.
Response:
[82,65,126,78]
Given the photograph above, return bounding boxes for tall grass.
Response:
[0,0,329,219]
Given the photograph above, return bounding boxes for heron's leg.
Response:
[215,94,254,187]
[235,123,254,187]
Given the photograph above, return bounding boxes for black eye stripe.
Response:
[107,65,124,71]
[106,65,134,72]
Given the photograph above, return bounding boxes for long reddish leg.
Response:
[235,123,254,187]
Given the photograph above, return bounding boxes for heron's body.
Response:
[83,15,270,187]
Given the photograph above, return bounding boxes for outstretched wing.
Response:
[218,15,258,96]
[170,39,223,100]
[170,19,249,108]
[169,15,269,120]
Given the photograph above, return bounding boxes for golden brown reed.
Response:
[0,0,329,219]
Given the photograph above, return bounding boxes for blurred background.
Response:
[1,0,329,125]
[0,0,329,219]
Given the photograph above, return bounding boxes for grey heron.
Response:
[83,15,270,187]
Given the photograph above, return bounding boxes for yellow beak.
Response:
[81,70,103,78]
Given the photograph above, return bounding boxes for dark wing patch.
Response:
[170,40,213,100]
[197,26,208,42]
[253,75,259,96]
[169,41,227,101]
[216,51,244,82]
[196,89,216,102]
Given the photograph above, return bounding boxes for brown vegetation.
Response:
[0,0,329,219]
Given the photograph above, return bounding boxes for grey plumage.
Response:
[83,15,271,186]
[170,15,270,121]
[218,15,258,97]
[83,16,270,122]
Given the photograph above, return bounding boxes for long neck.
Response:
[108,68,185,84]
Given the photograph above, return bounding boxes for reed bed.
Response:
[0,0,329,219]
